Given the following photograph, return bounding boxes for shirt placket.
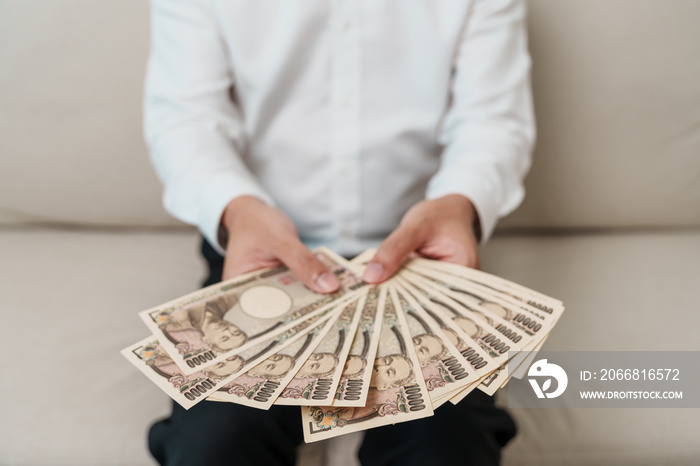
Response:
[330,0,362,254]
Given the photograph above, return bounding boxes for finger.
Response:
[459,235,481,270]
[364,225,424,283]
[222,252,246,282]
[466,248,481,270]
[223,256,281,281]
[439,251,480,270]
[425,239,480,270]
[276,241,339,294]
[222,243,282,281]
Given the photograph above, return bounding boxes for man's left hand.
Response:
[363,194,480,283]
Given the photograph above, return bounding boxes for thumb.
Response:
[363,224,424,284]
[277,241,340,294]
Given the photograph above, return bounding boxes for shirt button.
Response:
[341,164,350,174]
[341,225,351,236]
[343,21,352,30]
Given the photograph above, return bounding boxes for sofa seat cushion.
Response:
[483,230,700,466]
[0,228,698,465]
[0,228,203,465]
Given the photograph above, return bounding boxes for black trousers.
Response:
[148,239,517,466]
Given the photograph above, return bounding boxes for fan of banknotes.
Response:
[122,247,564,442]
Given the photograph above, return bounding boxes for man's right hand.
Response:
[220,196,339,294]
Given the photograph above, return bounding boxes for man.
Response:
[246,353,297,380]
[295,352,340,379]
[370,354,415,391]
[163,291,247,352]
[412,334,448,367]
[341,354,367,380]
[148,347,245,381]
[145,0,533,464]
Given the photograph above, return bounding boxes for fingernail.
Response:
[363,263,385,283]
[316,272,339,293]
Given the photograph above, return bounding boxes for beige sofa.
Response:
[1,1,699,465]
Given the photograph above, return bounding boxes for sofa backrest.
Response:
[1,0,698,230]
[500,0,700,230]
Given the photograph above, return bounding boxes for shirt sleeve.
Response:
[144,0,275,254]
[426,0,535,243]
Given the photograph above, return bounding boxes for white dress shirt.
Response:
[145,0,535,257]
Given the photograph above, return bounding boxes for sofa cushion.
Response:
[1,228,698,465]
[0,229,202,465]
[0,0,175,228]
[500,0,700,230]
[483,230,700,465]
